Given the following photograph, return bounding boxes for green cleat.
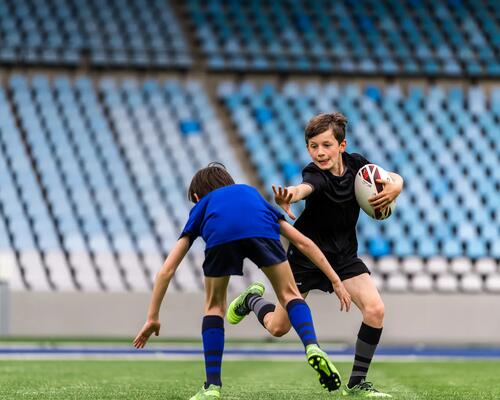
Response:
[189,384,221,399]
[342,381,392,397]
[226,282,265,324]
[306,344,342,392]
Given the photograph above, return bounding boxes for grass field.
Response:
[0,359,498,399]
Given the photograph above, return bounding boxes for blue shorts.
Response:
[202,238,287,277]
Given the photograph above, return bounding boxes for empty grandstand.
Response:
[0,0,498,341]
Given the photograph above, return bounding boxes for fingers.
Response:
[369,195,389,209]
[345,295,351,312]
[287,210,297,220]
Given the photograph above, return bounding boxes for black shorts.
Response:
[290,257,370,294]
[203,238,288,277]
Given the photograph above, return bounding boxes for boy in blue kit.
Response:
[134,163,351,399]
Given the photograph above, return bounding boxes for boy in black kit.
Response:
[228,113,404,398]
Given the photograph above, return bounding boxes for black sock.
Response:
[246,294,276,327]
[348,322,382,388]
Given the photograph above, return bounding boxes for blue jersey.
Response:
[180,184,285,249]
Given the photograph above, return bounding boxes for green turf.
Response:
[0,360,498,399]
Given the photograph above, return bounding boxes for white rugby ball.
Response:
[354,164,396,220]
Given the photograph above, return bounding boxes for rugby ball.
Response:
[354,164,396,220]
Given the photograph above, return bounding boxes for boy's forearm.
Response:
[289,184,312,203]
[296,240,341,284]
[147,267,174,320]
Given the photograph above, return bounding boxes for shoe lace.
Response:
[358,381,379,392]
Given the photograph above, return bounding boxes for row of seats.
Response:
[2,0,500,76]
[0,0,191,68]
[184,0,500,76]
[0,74,244,291]
[0,74,498,292]
[219,80,500,260]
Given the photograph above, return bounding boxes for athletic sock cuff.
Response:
[358,322,382,345]
[256,304,276,327]
[202,315,224,332]
[285,298,306,312]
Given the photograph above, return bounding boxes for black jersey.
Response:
[288,152,370,270]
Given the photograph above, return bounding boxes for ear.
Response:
[193,193,200,203]
[339,139,347,153]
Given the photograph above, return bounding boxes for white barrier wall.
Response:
[6,291,500,345]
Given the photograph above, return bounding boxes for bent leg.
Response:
[342,273,385,390]
[262,292,308,337]
[263,262,341,391]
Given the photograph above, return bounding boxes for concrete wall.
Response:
[5,290,500,345]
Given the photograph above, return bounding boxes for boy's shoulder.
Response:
[344,152,370,170]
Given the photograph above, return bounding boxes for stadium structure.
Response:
[0,0,498,346]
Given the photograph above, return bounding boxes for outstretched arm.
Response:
[272,183,313,220]
[133,236,190,348]
[279,220,351,312]
[369,172,404,211]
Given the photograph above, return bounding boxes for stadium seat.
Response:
[485,274,500,293]
[460,274,483,293]
[449,257,473,275]
[436,274,459,293]
[426,257,449,275]
[401,257,424,274]
[386,273,409,292]
[377,256,400,274]
[411,273,434,293]
[475,258,498,275]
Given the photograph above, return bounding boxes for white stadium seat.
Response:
[411,273,433,292]
[45,250,75,290]
[94,252,125,291]
[386,273,409,292]
[69,252,101,291]
[475,258,497,275]
[485,274,500,293]
[0,250,25,291]
[450,257,472,275]
[377,256,400,274]
[19,251,51,291]
[401,256,424,274]
[436,273,459,293]
[426,256,449,275]
[460,273,483,293]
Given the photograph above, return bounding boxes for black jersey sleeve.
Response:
[350,153,371,170]
[301,163,328,192]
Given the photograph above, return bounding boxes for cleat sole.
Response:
[307,353,341,392]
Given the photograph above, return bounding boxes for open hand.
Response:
[333,281,351,312]
[133,319,161,349]
[272,185,296,220]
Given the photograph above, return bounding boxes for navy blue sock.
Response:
[202,315,224,388]
[286,298,318,347]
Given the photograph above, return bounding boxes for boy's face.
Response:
[306,129,346,171]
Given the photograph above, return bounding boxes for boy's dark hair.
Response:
[304,112,348,144]
[188,162,235,202]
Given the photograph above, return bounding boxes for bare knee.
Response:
[268,324,292,337]
[363,301,385,326]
